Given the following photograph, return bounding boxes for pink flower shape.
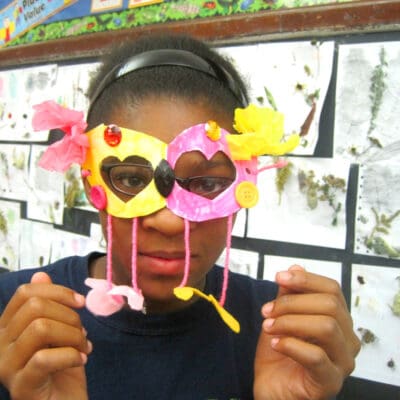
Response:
[85,278,124,316]
[85,278,144,316]
[108,285,144,311]
[32,100,89,172]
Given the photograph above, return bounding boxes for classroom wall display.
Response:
[0,30,399,399]
[1,0,355,48]
[0,0,78,48]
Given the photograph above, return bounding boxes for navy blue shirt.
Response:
[0,253,278,400]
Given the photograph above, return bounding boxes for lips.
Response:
[142,251,186,260]
[139,250,190,276]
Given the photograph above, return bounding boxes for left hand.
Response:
[253,265,361,400]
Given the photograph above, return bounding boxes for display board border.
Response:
[0,0,400,67]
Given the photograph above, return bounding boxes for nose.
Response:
[141,207,196,236]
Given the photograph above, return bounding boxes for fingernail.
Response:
[263,318,275,330]
[271,337,280,348]
[82,327,88,337]
[289,264,305,272]
[80,352,88,364]
[262,302,274,316]
[74,293,85,305]
[87,340,93,353]
[277,271,292,281]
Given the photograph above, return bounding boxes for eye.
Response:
[177,176,234,199]
[105,164,154,196]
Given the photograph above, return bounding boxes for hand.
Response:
[0,272,91,400]
[254,265,361,400]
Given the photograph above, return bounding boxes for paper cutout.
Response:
[174,286,240,333]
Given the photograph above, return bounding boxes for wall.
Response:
[0,2,399,399]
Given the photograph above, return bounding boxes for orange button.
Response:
[235,182,259,208]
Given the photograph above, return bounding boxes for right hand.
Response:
[0,272,91,400]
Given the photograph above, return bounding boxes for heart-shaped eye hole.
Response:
[174,151,236,199]
[101,156,154,201]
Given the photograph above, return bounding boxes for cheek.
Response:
[198,218,229,253]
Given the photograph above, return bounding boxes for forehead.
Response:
[108,96,233,143]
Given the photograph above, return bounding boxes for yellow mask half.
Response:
[82,124,167,218]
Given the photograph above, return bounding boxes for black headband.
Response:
[88,49,248,114]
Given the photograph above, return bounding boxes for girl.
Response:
[0,33,360,400]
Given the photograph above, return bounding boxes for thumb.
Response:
[30,271,53,284]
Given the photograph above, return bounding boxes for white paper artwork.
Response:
[56,62,100,112]
[264,255,342,285]
[219,40,335,155]
[351,264,400,386]
[0,144,30,200]
[0,64,58,142]
[19,219,54,270]
[334,41,400,163]
[27,145,64,225]
[355,160,400,259]
[247,156,349,249]
[50,228,104,263]
[216,248,259,279]
[0,200,21,271]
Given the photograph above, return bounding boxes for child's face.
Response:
[96,96,236,313]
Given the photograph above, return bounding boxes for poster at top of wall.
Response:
[91,0,123,13]
[128,0,163,8]
[0,0,78,48]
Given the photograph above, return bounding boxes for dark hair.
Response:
[86,33,249,129]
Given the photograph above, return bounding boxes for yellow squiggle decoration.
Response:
[174,286,240,333]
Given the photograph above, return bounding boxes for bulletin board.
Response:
[0,1,399,399]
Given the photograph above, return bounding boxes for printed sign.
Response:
[0,0,77,47]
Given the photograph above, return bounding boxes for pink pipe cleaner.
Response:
[257,159,288,174]
[219,214,233,307]
[131,217,139,292]
[106,214,113,288]
[179,219,191,287]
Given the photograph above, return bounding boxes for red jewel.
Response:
[104,124,122,147]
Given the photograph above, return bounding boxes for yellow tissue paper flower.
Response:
[227,104,300,160]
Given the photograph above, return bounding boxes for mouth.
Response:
[142,251,186,260]
[138,250,191,276]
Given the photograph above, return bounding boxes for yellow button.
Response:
[235,182,259,208]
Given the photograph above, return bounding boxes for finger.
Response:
[262,292,352,331]
[274,265,306,298]
[262,291,360,360]
[262,314,350,368]
[275,267,347,308]
[5,297,84,345]
[0,282,85,328]
[270,336,344,396]
[4,319,91,372]
[31,272,53,284]
[9,347,87,399]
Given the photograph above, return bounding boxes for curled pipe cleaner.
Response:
[174,214,237,332]
[257,159,288,174]
[178,218,191,288]
[131,217,139,292]
[219,214,233,307]
[85,214,144,314]
[106,214,113,288]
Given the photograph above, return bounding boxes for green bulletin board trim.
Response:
[6,0,353,48]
